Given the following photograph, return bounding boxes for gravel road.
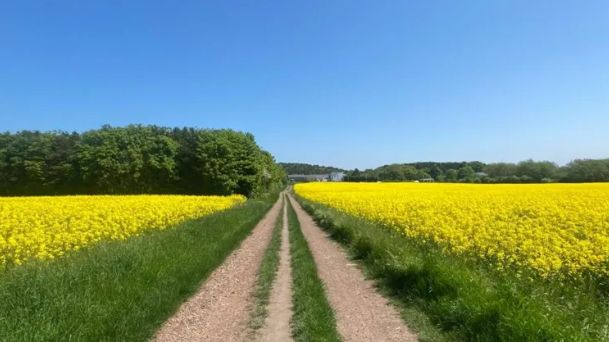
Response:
[153,193,418,342]
[152,196,283,342]
[288,194,418,342]
[256,196,294,341]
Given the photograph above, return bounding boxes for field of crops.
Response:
[294,182,609,278]
[0,195,245,267]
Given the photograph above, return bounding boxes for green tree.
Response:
[484,162,518,179]
[445,169,459,182]
[195,130,283,196]
[0,125,284,197]
[458,165,475,181]
[378,165,405,181]
[516,159,558,182]
[562,159,609,182]
[78,125,179,193]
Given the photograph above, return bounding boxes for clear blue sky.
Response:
[1,1,608,169]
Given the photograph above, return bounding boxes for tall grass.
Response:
[0,194,277,341]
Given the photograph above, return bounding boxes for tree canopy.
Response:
[0,125,285,197]
[343,159,609,183]
[279,162,344,175]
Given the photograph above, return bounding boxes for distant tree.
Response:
[279,162,344,175]
[562,159,609,182]
[458,165,475,181]
[516,159,558,182]
[316,158,609,184]
[402,166,421,180]
[445,169,459,182]
[429,166,443,180]
[467,161,486,172]
[378,164,405,181]
[484,163,518,179]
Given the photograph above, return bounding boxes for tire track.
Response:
[287,194,417,342]
[152,196,283,342]
[256,195,294,341]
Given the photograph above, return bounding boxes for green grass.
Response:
[287,198,341,342]
[294,195,609,342]
[248,196,284,332]
[0,194,278,342]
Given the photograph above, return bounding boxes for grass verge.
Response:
[287,197,341,342]
[248,196,284,332]
[0,193,278,342]
[294,195,609,342]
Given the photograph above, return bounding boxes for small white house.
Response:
[329,172,345,182]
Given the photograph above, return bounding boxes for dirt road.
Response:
[287,194,417,342]
[153,193,417,342]
[153,196,283,342]
[256,196,294,342]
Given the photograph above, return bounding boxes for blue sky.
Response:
[1,1,608,169]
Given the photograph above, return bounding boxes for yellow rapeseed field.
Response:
[295,182,609,278]
[0,195,245,267]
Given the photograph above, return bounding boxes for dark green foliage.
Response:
[0,125,286,196]
[279,162,344,175]
[484,159,559,183]
[377,165,430,181]
[78,125,179,193]
[296,196,609,342]
[444,169,459,182]
[457,165,475,181]
[287,199,341,342]
[0,131,81,195]
[0,194,277,342]
[345,162,484,182]
[194,131,282,196]
[344,158,609,183]
[482,162,518,179]
[562,159,609,182]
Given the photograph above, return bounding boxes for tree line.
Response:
[279,162,344,175]
[0,125,286,197]
[344,159,609,183]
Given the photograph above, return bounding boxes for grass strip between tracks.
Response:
[287,198,341,342]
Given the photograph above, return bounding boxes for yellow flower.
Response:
[295,182,609,278]
[0,194,245,267]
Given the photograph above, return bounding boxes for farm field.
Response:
[0,194,275,341]
[294,182,609,278]
[294,182,609,340]
[0,195,245,268]
[5,0,609,340]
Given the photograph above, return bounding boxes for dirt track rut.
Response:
[153,196,283,342]
[154,192,417,342]
[256,196,294,341]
